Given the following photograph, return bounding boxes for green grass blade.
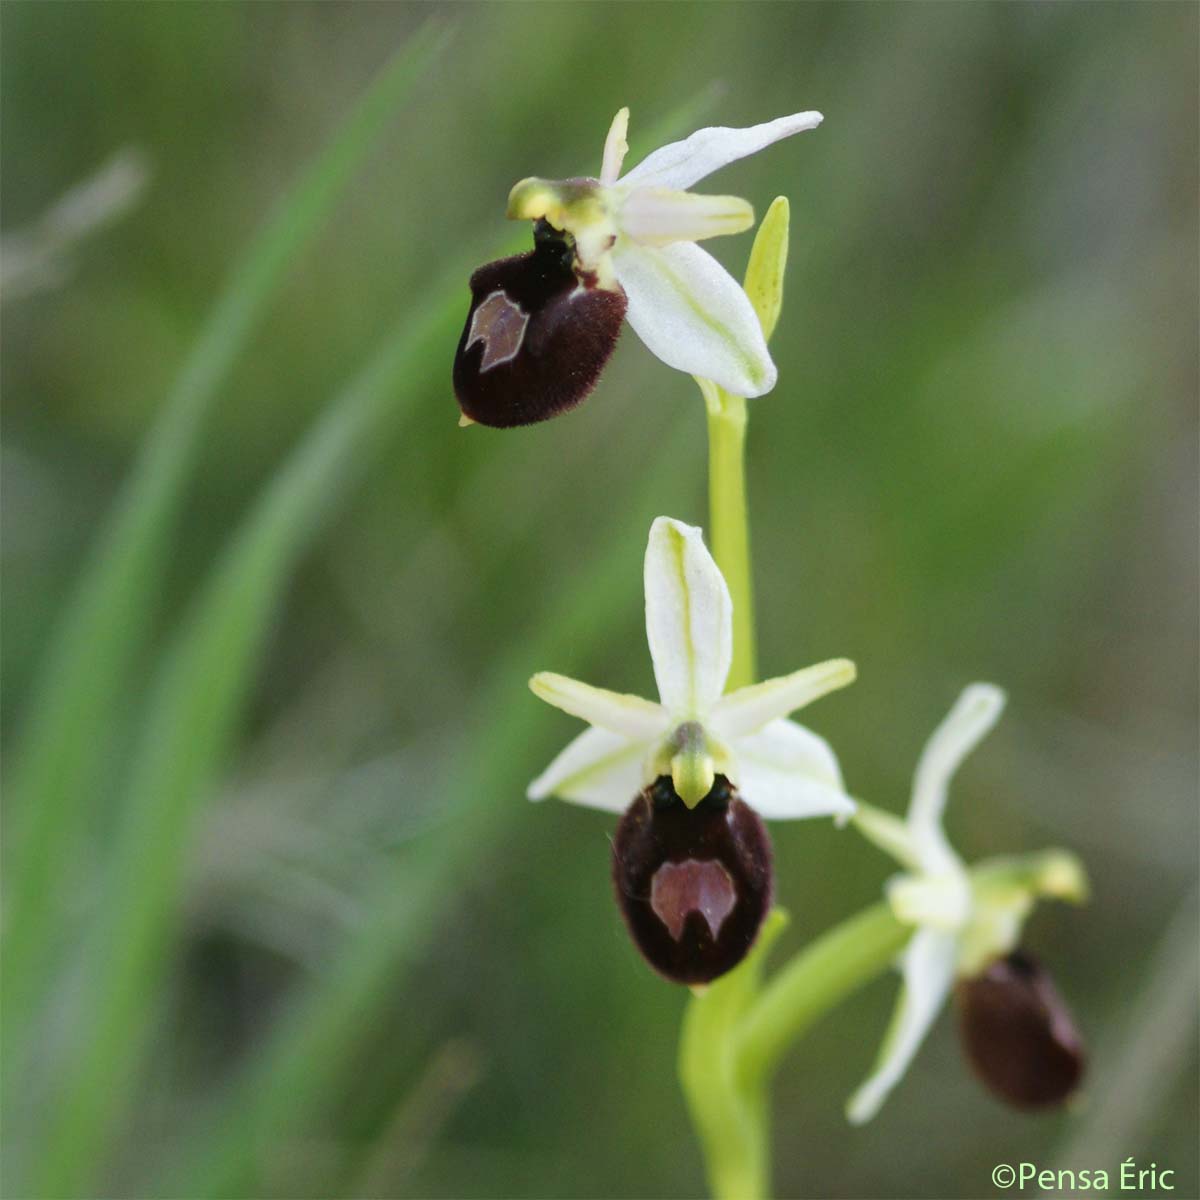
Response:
[1,21,449,1055]
[32,290,458,1198]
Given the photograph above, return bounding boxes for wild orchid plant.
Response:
[453,108,1089,1200]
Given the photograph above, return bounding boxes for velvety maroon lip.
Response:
[956,949,1086,1109]
[453,220,626,428]
[612,774,773,985]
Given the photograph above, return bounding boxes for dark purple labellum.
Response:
[956,949,1086,1109]
[611,775,773,985]
[453,221,626,428]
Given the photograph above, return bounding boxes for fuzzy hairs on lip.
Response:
[612,774,773,986]
[453,221,626,428]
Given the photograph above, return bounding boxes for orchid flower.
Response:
[455,109,821,426]
[527,515,855,984]
[528,516,854,821]
[847,685,1088,1121]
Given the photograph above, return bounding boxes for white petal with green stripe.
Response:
[731,718,855,820]
[613,240,777,398]
[846,926,958,1124]
[643,517,732,717]
[527,726,648,811]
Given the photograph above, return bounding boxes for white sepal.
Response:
[711,659,857,739]
[643,518,732,717]
[731,718,855,820]
[619,112,824,191]
[527,726,647,812]
[845,927,958,1124]
[614,240,777,399]
[909,684,1005,870]
[528,672,667,740]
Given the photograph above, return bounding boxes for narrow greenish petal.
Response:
[600,106,630,185]
[529,672,667,739]
[851,801,922,871]
[710,658,856,738]
[886,870,971,931]
[970,848,1090,905]
[620,187,754,246]
[958,849,1090,976]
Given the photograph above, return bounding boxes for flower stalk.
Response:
[682,194,876,1200]
[705,387,755,692]
[735,903,909,1087]
[700,194,789,691]
[680,906,910,1200]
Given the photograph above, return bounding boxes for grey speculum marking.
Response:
[467,290,529,372]
[650,858,737,941]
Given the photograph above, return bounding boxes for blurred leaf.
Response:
[32,286,458,1198]
[1,21,450,1072]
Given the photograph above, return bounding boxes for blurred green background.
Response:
[2,3,1197,1198]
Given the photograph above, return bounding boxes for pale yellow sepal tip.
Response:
[458,413,475,428]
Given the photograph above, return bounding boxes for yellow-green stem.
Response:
[680,904,907,1200]
[735,902,909,1087]
[706,388,755,691]
[687,194,877,1200]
